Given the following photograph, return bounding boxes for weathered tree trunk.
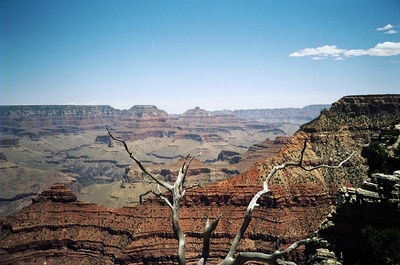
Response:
[108,129,354,265]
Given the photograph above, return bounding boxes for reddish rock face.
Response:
[0,181,329,265]
[31,184,77,203]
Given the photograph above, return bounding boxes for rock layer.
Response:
[1,95,400,264]
[0,104,301,215]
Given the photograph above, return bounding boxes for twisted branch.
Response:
[219,139,354,265]
[107,129,200,265]
[108,129,354,265]
[107,128,172,190]
[198,214,223,265]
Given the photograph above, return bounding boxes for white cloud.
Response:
[377,24,394,31]
[344,49,369,57]
[290,42,400,60]
[311,56,326,60]
[289,45,346,57]
[384,29,398,34]
[366,42,400,56]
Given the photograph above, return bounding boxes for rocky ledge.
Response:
[0,181,329,264]
[31,184,77,203]
[314,171,400,265]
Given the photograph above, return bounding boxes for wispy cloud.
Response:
[384,29,398,35]
[377,24,398,34]
[289,45,345,57]
[377,24,394,31]
[311,57,325,60]
[290,42,400,60]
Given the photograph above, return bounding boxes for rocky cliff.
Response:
[309,111,400,265]
[314,171,400,265]
[1,95,399,264]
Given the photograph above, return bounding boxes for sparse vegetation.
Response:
[361,122,400,176]
[357,225,400,265]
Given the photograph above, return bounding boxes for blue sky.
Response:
[1,0,399,113]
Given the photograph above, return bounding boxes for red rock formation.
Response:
[237,136,291,169]
[0,138,339,264]
[31,184,77,203]
[0,180,329,264]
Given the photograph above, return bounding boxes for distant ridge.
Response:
[0,104,329,122]
[211,104,331,125]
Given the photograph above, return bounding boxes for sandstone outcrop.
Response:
[181,106,212,117]
[124,105,168,117]
[31,183,77,203]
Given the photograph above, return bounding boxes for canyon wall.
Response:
[0,95,399,264]
[0,104,320,216]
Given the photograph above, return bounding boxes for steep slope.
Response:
[1,95,399,264]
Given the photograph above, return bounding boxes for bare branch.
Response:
[300,151,355,171]
[139,190,153,204]
[111,129,350,265]
[198,214,223,265]
[107,128,173,191]
[227,238,319,265]
[220,139,354,265]
[180,153,201,188]
[138,187,172,209]
[108,129,204,265]
[185,182,202,190]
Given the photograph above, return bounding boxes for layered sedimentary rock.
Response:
[0,105,120,137]
[1,95,399,264]
[0,104,298,215]
[212,104,331,125]
[0,179,329,265]
[181,106,212,117]
[0,137,20,147]
[125,105,168,117]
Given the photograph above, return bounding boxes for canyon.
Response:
[1,95,399,264]
[0,104,324,216]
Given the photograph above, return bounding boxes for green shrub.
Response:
[359,225,400,265]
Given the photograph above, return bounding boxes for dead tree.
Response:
[107,129,354,265]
